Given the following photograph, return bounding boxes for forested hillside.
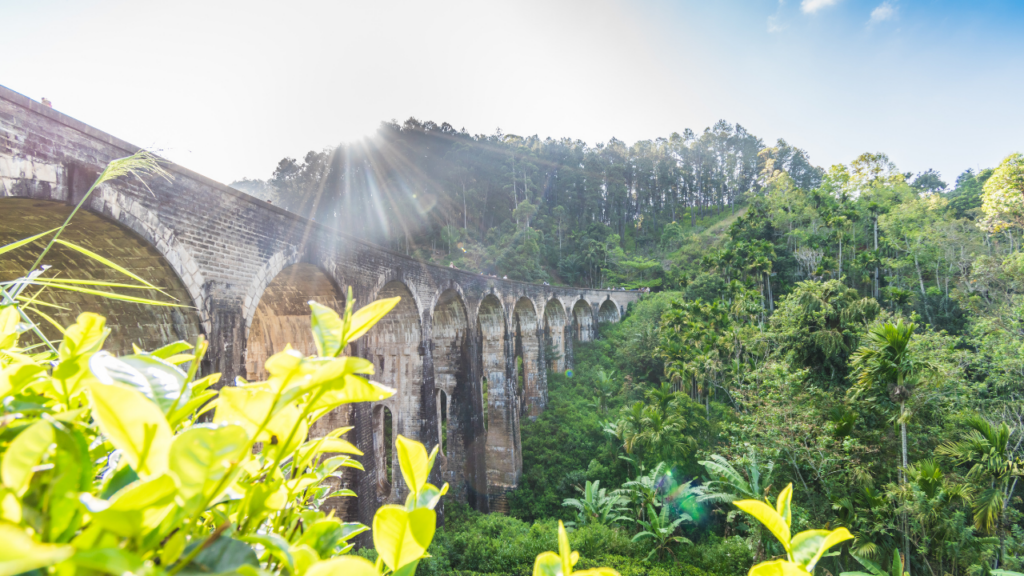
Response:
[236,120,1024,576]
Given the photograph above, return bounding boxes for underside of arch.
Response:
[572,299,594,343]
[598,299,620,323]
[0,198,202,356]
[244,263,344,380]
[362,281,423,506]
[543,299,567,373]
[513,297,544,418]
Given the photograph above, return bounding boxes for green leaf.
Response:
[69,548,143,576]
[346,297,401,343]
[1,420,53,496]
[806,528,853,571]
[396,434,430,495]
[91,352,188,414]
[532,551,563,576]
[213,387,306,455]
[59,312,109,362]
[168,424,249,501]
[150,341,194,360]
[296,518,348,558]
[372,504,436,572]
[52,239,159,290]
[790,530,830,567]
[305,556,378,576]
[776,483,793,528]
[161,531,187,566]
[238,534,294,573]
[100,465,139,499]
[749,560,812,576]
[405,482,448,511]
[86,379,173,477]
[309,302,344,357]
[81,473,177,538]
[733,499,791,553]
[311,375,395,414]
[178,537,259,576]
[0,228,58,257]
[0,523,74,576]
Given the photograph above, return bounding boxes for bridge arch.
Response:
[363,279,423,504]
[571,299,594,342]
[543,298,567,372]
[242,262,345,381]
[0,197,203,355]
[430,289,470,481]
[598,298,621,323]
[512,297,543,418]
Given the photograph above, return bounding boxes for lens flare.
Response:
[565,369,573,378]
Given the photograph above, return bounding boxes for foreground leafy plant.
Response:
[734,483,853,576]
[0,294,448,576]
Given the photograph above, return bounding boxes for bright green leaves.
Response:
[394,434,449,512]
[308,295,401,360]
[372,505,436,573]
[91,352,189,414]
[86,379,172,477]
[309,302,345,358]
[736,483,852,576]
[0,522,74,576]
[532,520,619,576]
[214,387,307,456]
[1,420,53,496]
[305,555,378,576]
[80,474,177,538]
[169,424,249,501]
[347,297,401,343]
[397,434,433,496]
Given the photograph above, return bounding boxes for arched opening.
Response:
[479,295,516,513]
[363,281,422,502]
[572,299,594,343]
[373,405,394,497]
[598,299,620,324]
[431,289,479,503]
[0,198,201,356]
[513,297,544,418]
[438,390,449,457]
[543,299,567,373]
[243,262,351,517]
[245,263,344,380]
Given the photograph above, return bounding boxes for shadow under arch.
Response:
[512,297,543,418]
[543,298,567,372]
[598,298,621,323]
[431,288,485,510]
[0,198,202,355]
[571,299,594,343]
[243,262,345,381]
[361,280,423,507]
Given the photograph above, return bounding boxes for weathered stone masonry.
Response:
[0,84,639,524]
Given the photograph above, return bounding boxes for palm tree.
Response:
[850,320,935,572]
[562,480,630,528]
[936,415,1024,568]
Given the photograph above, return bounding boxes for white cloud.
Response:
[801,0,839,14]
[767,15,784,32]
[870,2,896,22]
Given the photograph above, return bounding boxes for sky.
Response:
[2,0,1022,188]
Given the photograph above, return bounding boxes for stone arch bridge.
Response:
[0,85,638,521]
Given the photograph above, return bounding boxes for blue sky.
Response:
[2,0,1021,187]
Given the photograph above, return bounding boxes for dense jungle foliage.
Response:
[349,143,1024,575]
